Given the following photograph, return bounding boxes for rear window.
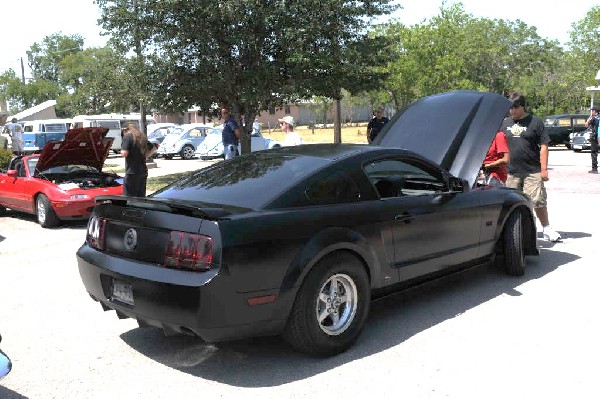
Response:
[151,151,329,209]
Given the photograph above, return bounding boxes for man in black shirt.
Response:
[367,108,389,143]
[501,92,561,242]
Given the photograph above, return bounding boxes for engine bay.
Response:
[41,172,122,191]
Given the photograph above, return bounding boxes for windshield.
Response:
[151,151,329,209]
[543,118,557,126]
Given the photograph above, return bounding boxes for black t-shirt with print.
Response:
[500,114,549,174]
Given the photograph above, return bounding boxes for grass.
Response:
[146,171,193,193]
[264,123,370,144]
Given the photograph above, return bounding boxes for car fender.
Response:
[279,226,382,295]
[173,139,193,152]
[495,190,538,255]
[267,139,281,149]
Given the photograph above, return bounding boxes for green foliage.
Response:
[0,148,13,170]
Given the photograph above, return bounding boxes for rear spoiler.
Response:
[95,195,232,219]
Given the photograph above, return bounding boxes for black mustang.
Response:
[77,91,538,356]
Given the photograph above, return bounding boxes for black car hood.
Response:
[373,91,511,187]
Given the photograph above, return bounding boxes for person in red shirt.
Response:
[483,131,509,186]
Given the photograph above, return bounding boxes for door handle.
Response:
[394,212,415,223]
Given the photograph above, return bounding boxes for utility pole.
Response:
[20,57,25,84]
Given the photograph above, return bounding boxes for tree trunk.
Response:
[333,98,342,144]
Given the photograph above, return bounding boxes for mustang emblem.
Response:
[123,228,138,251]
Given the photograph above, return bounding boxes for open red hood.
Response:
[34,127,113,174]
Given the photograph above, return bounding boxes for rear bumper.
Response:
[76,244,288,342]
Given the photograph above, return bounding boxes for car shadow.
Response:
[1,210,87,230]
[0,386,28,399]
[119,246,580,387]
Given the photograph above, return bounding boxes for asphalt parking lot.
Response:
[1,147,599,398]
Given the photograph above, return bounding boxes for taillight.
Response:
[86,215,106,250]
[164,231,213,272]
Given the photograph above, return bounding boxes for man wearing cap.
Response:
[501,92,561,242]
[585,106,599,174]
[5,118,23,155]
[221,107,241,159]
[279,115,302,146]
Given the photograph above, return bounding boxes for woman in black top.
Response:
[121,124,157,197]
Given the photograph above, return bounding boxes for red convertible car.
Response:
[0,127,123,227]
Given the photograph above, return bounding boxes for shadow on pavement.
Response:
[119,245,579,387]
[0,386,29,399]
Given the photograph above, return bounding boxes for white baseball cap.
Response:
[278,115,295,126]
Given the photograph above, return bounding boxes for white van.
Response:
[22,119,73,153]
[72,114,156,153]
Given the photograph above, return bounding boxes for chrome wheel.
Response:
[181,145,194,159]
[315,273,358,336]
[36,196,46,225]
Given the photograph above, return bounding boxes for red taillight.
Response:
[86,215,106,250]
[164,231,213,272]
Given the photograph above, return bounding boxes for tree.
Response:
[95,0,395,151]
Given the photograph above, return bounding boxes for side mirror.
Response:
[7,170,18,178]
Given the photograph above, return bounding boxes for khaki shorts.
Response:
[506,172,547,208]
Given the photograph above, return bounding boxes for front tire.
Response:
[283,251,370,356]
[502,211,525,276]
[36,194,60,228]
[0,204,6,216]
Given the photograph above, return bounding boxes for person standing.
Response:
[5,118,23,155]
[585,105,599,174]
[279,115,302,146]
[367,107,389,143]
[483,131,510,186]
[501,92,561,242]
[221,107,241,159]
[121,124,157,197]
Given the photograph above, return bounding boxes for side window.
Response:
[304,171,360,205]
[573,117,587,127]
[364,158,445,197]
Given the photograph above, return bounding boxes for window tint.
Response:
[152,152,329,209]
[304,171,360,205]
[364,158,444,197]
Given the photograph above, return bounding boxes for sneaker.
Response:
[589,169,598,174]
[543,226,562,242]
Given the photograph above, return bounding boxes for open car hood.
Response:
[35,127,113,173]
[373,91,511,187]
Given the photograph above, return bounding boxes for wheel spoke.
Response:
[330,310,340,326]
[317,308,329,323]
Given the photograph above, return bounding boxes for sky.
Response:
[1,0,598,80]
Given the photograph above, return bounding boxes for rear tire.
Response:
[181,145,195,160]
[283,252,370,356]
[502,211,525,276]
[36,194,60,228]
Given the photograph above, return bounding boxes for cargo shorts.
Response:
[505,172,547,208]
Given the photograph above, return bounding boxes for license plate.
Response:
[573,145,583,150]
[111,279,134,306]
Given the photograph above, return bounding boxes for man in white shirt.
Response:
[4,118,23,154]
[279,115,302,146]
